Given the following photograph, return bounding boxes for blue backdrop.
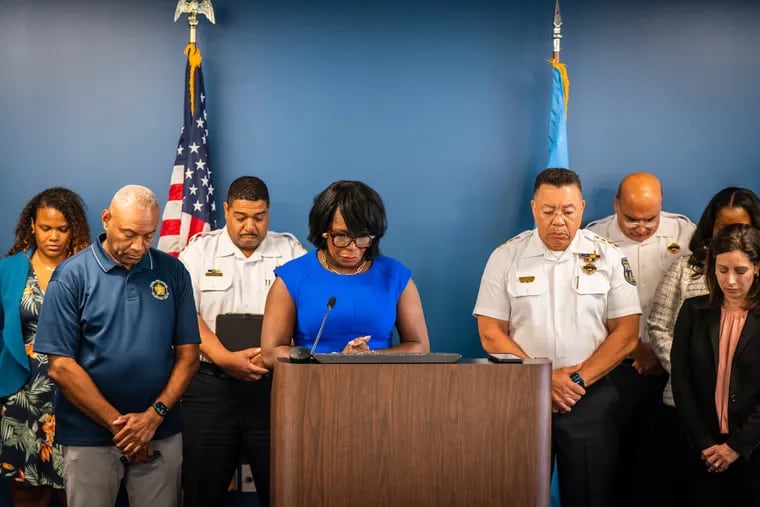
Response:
[1,0,759,363]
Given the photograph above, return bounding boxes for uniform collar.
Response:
[522,229,590,259]
[91,233,154,273]
[216,227,280,260]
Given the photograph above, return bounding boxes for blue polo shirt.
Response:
[34,235,201,446]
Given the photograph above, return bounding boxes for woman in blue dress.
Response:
[0,187,91,507]
[262,180,429,365]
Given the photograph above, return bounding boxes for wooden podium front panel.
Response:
[271,360,551,507]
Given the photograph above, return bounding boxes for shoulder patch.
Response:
[621,257,636,286]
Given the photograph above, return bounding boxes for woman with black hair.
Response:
[650,187,760,407]
[671,223,760,505]
[262,180,429,366]
[648,186,760,506]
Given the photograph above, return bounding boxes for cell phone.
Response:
[487,353,524,363]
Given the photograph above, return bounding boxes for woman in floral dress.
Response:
[0,188,90,507]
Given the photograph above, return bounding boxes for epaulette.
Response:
[187,228,221,245]
[498,230,531,249]
[589,232,618,247]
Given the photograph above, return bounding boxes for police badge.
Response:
[621,258,636,286]
[150,280,170,300]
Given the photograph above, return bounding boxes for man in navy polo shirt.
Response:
[34,185,200,507]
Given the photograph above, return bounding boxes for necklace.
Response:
[32,253,58,272]
[320,250,367,275]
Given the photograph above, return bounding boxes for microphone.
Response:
[289,296,336,363]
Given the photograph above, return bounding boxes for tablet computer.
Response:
[215,313,264,351]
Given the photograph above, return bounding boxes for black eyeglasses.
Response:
[323,231,375,249]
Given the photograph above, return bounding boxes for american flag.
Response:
[158,45,217,257]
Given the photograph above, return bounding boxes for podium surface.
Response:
[271,358,551,507]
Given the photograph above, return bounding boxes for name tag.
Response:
[518,276,535,283]
[205,268,223,277]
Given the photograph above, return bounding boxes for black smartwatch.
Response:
[569,372,586,388]
[152,401,169,417]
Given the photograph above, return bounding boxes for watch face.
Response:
[154,401,169,417]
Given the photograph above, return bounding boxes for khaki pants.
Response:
[63,433,182,507]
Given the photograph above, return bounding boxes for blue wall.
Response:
[1,0,759,359]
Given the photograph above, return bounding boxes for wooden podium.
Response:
[271,358,551,507]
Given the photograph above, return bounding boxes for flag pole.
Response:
[552,0,562,62]
[173,0,216,45]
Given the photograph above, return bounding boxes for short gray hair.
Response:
[110,185,159,210]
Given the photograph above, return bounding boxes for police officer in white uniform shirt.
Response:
[178,176,306,507]
[474,168,641,507]
[586,172,694,507]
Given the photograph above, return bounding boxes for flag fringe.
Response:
[549,58,569,113]
[184,44,203,116]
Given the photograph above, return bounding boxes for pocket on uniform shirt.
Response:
[507,272,548,297]
[199,275,232,293]
[573,273,609,325]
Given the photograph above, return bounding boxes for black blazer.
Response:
[671,295,760,459]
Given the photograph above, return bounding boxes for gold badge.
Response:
[204,268,223,277]
[583,263,597,274]
[150,280,170,300]
[667,243,681,254]
[518,276,535,283]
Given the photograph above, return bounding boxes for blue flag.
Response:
[547,59,569,168]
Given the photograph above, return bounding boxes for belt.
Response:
[197,361,232,379]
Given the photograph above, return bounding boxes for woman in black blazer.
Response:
[672,223,760,506]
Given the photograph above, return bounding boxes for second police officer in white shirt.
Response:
[586,172,694,507]
[178,176,306,507]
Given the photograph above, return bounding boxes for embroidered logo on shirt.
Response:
[204,268,223,277]
[667,242,681,254]
[518,276,535,283]
[150,280,170,300]
[621,257,636,286]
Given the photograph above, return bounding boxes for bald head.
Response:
[109,184,159,212]
[614,172,663,242]
[101,185,160,269]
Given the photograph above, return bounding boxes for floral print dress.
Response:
[0,265,64,488]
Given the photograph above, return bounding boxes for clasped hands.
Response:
[112,409,162,463]
[221,347,269,382]
[551,364,586,414]
[631,341,664,376]
[342,335,371,354]
[702,443,739,473]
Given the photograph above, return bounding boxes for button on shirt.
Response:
[179,228,306,336]
[586,212,695,342]
[473,229,641,369]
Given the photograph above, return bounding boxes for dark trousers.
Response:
[181,365,272,507]
[660,405,692,507]
[553,377,619,507]
[609,362,670,507]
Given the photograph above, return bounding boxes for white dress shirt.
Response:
[586,211,695,342]
[179,228,306,334]
[474,229,641,369]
